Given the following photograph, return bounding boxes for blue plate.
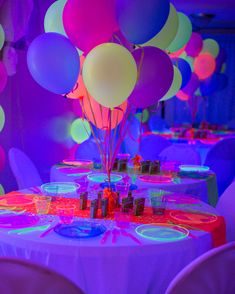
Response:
[54,221,106,238]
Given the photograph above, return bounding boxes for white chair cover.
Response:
[0,257,83,293]
[159,144,201,165]
[205,138,235,195]
[8,147,42,190]
[166,242,235,294]
[140,134,172,160]
[217,180,235,241]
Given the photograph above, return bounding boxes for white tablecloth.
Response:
[50,166,218,207]
[0,193,222,294]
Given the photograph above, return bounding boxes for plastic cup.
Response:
[115,182,130,197]
[57,204,76,224]
[149,190,166,216]
[34,196,51,214]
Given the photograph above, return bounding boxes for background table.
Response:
[0,191,225,294]
[50,166,218,206]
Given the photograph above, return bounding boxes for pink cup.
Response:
[57,204,76,224]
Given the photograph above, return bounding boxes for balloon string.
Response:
[137,46,145,82]
[79,98,104,165]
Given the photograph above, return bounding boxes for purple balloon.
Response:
[216,48,227,72]
[129,46,174,108]
[181,73,200,96]
[185,32,203,57]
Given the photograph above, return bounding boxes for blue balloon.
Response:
[200,73,228,96]
[116,0,170,44]
[172,58,192,89]
[27,33,80,94]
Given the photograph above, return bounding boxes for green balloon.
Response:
[0,184,4,195]
[0,24,5,50]
[160,66,182,101]
[143,4,179,50]
[70,118,91,144]
[135,109,149,123]
[167,13,192,53]
[0,106,5,132]
[201,38,219,58]
[44,0,83,55]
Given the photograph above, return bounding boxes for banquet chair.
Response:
[0,257,84,293]
[216,180,235,241]
[159,144,201,165]
[165,242,235,294]
[8,147,42,190]
[140,134,172,160]
[204,138,235,195]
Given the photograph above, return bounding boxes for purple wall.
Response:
[0,0,74,192]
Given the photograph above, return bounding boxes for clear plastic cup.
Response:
[149,189,166,216]
[56,204,76,224]
[34,196,51,214]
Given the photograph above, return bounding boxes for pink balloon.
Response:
[129,46,174,108]
[0,62,7,93]
[81,95,127,130]
[169,46,186,58]
[0,145,5,171]
[194,53,216,80]
[176,90,190,101]
[63,0,118,53]
[185,32,203,57]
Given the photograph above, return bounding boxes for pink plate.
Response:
[0,195,34,207]
[0,214,39,228]
[169,210,217,224]
[138,175,172,184]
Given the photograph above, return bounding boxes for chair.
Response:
[139,134,172,160]
[165,242,235,294]
[204,138,235,195]
[0,257,84,293]
[159,144,201,165]
[216,180,235,241]
[8,148,42,190]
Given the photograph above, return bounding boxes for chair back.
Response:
[0,257,83,293]
[166,242,235,294]
[159,144,201,165]
[8,148,42,190]
[205,138,235,195]
[217,180,235,241]
[140,134,172,160]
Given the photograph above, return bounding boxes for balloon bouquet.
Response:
[26,0,228,181]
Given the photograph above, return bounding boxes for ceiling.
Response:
[172,0,235,33]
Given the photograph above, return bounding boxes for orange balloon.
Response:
[176,90,190,101]
[81,95,127,130]
[67,55,86,99]
[194,53,216,80]
[169,45,186,58]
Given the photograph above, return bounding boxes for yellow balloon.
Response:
[167,13,192,53]
[0,184,4,195]
[160,66,182,101]
[83,43,137,108]
[201,38,219,58]
[0,24,5,50]
[143,4,179,50]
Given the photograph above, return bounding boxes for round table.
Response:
[0,190,225,294]
[50,166,218,207]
